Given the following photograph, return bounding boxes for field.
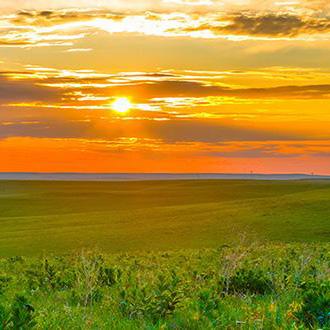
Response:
[0,244,329,329]
[0,180,329,256]
[0,179,329,329]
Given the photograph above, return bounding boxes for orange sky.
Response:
[0,1,329,174]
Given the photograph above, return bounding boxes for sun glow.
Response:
[111,97,132,113]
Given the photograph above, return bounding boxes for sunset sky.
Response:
[0,0,329,173]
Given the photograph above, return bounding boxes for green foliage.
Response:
[24,258,74,291]
[295,280,330,328]
[120,271,182,323]
[0,276,11,295]
[0,304,10,329]
[196,288,221,325]
[98,266,121,287]
[9,295,36,329]
[66,253,119,307]
[226,267,274,295]
[0,244,328,329]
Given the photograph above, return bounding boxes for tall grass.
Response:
[0,243,329,329]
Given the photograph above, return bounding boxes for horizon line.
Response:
[0,172,329,176]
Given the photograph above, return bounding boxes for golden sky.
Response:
[0,0,329,173]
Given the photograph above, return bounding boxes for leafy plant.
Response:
[295,281,330,328]
[226,267,274,295]
[0,304,10,329]
[24,258,74,292]
[120,271,182,323]
[98,266,121,287]
[9,295,36,329]
[0,275,11,295]
[197,288,221,323]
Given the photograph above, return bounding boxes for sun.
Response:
[111,97,132,113]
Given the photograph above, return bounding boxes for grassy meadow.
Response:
[0,180,329,256]
[0,179,329,329]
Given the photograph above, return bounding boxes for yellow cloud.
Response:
[1,8,330,48]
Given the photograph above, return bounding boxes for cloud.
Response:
[206,149,298,158]
[300,0,330,12]
[163,0,214,5]
[183,13,330,38]
[202,141,330,158]
[0,76,60,104]
[0,114,328,160]
[64,48,92,52]
[0,112,302,142]
[2,67,330,115]
[58,78,330,101]
[82,79,330,100]
[1,9,330,47]
[0,0,328,13]
[11,9,124,26]
[142,119,302,142]
[2,67,328,152]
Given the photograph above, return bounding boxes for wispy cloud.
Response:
[64,48,92,52]
[183,13,330,38]
[1,8,330,48]
[2,66,330,114]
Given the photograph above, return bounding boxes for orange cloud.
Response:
[0,137,329,174]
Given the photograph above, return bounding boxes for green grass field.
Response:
[0,179,330,329]
[0,180,329,256]
[0,244,329,329]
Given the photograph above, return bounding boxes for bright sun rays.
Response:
[111,97,132,113]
